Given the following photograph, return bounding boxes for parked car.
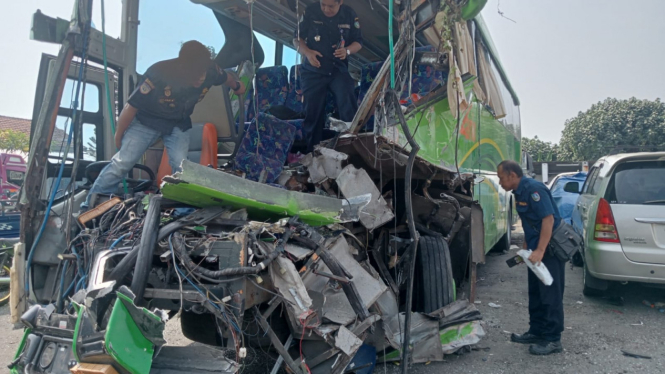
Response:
[0,153,26,187]
[569,152,665,296]
[547,171,574,188]
[550,171,587,267]
[549,171,587,225]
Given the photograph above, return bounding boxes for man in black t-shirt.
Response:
[83,41,244,208]
[294,0,363,152]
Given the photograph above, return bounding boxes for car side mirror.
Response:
[564,181,580,194]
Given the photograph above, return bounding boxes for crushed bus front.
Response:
[10,0,522,373]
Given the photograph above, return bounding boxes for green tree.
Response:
[559,98,665,161]
[84,136,97,159]
[521,136,559,162]
[0,129,29,153]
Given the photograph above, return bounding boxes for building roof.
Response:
[0,115,31,136]
[0,115,70,153]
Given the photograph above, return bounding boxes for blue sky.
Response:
[134,0,298,72]
[2,0,664,143]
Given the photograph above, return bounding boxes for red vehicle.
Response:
[0,153,26,204]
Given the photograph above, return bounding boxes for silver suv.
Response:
[569,152,665,296]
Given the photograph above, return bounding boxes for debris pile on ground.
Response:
[12,141,485,374]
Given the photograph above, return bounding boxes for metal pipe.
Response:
[269,335,293,374]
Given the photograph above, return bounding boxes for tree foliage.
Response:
[521,136,559,162]
[84,136,97,159]
[559,98,665,161]
[0,129,29,153]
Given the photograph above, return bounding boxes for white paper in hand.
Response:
[517,249,554,286]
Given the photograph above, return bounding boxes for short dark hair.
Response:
[498,160,523,178]
[179,40,212,73]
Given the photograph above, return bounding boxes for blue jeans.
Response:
[84,118,190,207]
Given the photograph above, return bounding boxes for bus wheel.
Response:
[414,236,455,313]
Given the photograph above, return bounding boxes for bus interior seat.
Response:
[357,61,383,131]
[356,46,447,130]
[246,66,289,122]
[186,77,246,164]
[358,61,383,105]
[403,46,447,105]
[233,113,296,184]
[286,66,305,115]
[156,123,218,185]
[238,66,305,143]
[358,47,447,105]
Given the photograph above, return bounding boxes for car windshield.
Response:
[606,160,665,204]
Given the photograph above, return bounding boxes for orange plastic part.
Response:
[156,123,218,185]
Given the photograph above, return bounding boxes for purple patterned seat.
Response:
[356,61,383,131]
[234,113,297,184]
[357,46,447,112]
[357,61,383,106]
[246,66,289,122]
[286,66,305,114]
[401,46,446,104]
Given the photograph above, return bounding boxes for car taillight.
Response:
[593,198,619,243]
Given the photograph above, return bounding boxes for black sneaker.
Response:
[510,332,544,344]
[529,341,563,355]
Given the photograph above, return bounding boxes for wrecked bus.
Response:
[10,0,520,372]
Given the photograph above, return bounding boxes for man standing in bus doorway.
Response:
[497,160,565,356]
[294,0,363,152]
[82,41,245,209]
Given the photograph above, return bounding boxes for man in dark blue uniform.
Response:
[497,160,565,356]
[294,0,363,152]
[83,41,245,208]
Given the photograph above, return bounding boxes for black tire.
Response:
[572,251,584,267]
[583,258,606,297]
[414,236,455,313]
